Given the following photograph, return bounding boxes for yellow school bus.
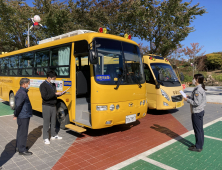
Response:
[0,29,147,132]
[143,54,184,110]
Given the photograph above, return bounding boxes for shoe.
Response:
[188,146,202,152]
[16,146,29,152]
[188,145,195,150]
[51,135,62,140]
[19,151,33,156]
[44,139,50,144]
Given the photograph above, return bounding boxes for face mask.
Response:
[26,84,30,89]
[50,80,55,83]
[192,79,196,86]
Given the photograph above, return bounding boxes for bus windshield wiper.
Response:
[128,73,142,88]
[114,74,124,90]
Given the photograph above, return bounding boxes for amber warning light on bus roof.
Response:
[165,58,169,62]
[98,27,107,34]
[149,56,155,61]
[124,33,131,40]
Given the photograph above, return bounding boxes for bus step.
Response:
[65,124,86,133]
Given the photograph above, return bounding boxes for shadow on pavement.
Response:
[0,125,43,167]
[1,101,9,106]
[148,109,179,115]
[76,120,141,138]
[150,124,193,147]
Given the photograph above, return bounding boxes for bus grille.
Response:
[171,95,183,102]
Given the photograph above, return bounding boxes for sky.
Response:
[25,0,222,56]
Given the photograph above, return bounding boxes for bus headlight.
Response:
[96,105,107,111]
[143,100,145,105]
[110,104,115,111]
[140,101,142,106]
[116,104,120,110]
[160,89,170,101]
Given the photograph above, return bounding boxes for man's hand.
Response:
[55,92,62,96]
[13,116,17,120]
[183,97,187,101]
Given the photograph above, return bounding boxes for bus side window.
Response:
[9,56,19,76]
[0,57,8,76]
[19,52,34,76]
[144,64,155,84]
[50,46,70,77]
[34,50,50,76]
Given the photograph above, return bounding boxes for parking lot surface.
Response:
[0,90,222,170]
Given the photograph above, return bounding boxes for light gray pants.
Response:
[42,105,57,140]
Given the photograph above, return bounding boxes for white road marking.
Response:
[141,157,177,170]
[204,135,222,141]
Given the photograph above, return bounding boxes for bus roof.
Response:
[0,30,138,58]
[143,54,171,65]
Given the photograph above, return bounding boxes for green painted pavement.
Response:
[204,121,222,139]
[148,135,222,170]
[121,160,163,170]
[0,102,14,116]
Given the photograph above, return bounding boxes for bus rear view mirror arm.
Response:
[89,50,98,64]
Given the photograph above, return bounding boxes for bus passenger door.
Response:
[75,56,92,127]
[144,64,157,109]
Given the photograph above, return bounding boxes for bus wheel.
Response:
[9,93,15,110]
[56,102,70,130]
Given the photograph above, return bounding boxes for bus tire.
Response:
[9,93,15,110]
[56,102,70,130]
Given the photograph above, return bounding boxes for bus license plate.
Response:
[126,114,136,124]
[176,101,182,108]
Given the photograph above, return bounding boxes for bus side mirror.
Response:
[155,82,160,89]
[180,72,184,82]
[89,50,98,64]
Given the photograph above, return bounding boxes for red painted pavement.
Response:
[52,112,188,170]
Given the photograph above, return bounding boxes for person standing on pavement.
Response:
[39,70,65,144]
[14,78,33,156]
[184,74,206,152]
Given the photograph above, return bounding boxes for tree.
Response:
[168,45,184,66]
[183,43,205,76]
[138,43,150,55]
[0,0,207,55]
[0,0,34,52]
[135,0,206,57]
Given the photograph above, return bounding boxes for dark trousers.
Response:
[16,118,30,152]
[42,105,57,139]
[192,110,204,149]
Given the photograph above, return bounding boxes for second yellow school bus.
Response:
[143,54,184,110]
[0,29,147,132]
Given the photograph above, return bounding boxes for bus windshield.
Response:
[150,63,181,87]
[93,38,145,85]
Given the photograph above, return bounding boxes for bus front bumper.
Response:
[156,95,184,110]
[90,99,148,129]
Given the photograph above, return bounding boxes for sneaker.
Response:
[44,139,50,144]
[51,135,62,140]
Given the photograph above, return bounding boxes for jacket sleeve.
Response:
[187,92,202,106]
[40,84,56,101]
[14,93,25,117]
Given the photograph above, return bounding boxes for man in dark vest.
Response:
[14,78,33,155]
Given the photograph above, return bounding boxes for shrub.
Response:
[206,54,222,70]
[183,74,193,83]
[212,73,222,82]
